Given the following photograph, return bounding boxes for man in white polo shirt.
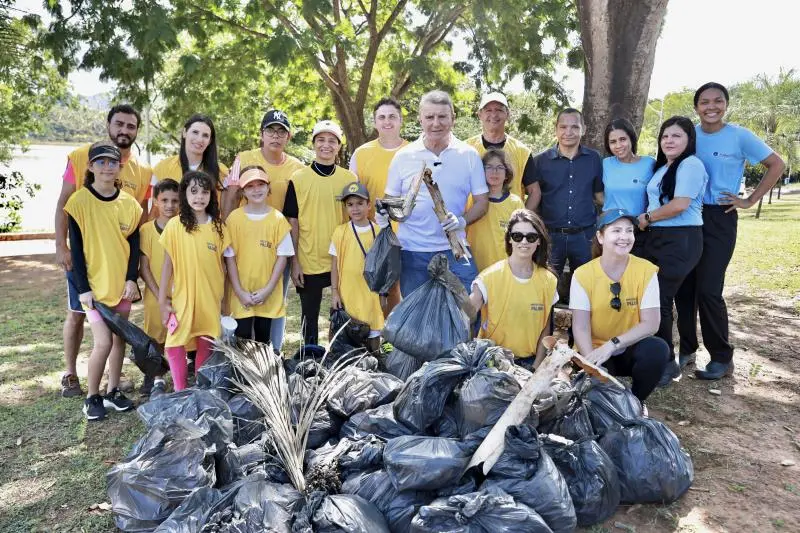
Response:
[384,90,489,296]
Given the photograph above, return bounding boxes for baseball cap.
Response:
[261,110,291,132]
[596,208,638,230]
[337,181,369,201]
[479,91,509,110]
[239,167,269,188]
[312,120,343,143]
[88,142,121,162]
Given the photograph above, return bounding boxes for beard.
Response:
[109,130,136,149]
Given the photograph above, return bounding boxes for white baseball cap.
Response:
[311,120,343,142]
[479,91,509,110]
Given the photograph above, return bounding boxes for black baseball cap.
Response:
[88,142,121,162]
[338,181,370,201]
[596,208,638,230]
[261,110,291,132]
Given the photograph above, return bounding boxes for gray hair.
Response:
[419,90,454,116]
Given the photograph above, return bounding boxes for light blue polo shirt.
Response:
[646,155,708,227]
[695,123,772,205]
[602,155,656,216]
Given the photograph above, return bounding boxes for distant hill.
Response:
[28,94,107,143]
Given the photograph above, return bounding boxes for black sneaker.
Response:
[657,359,681,388]
[150,379,167,399]
[103,388,135,412]
[61,373,84,398]
[139,375,155,396]
[83,394,107,421]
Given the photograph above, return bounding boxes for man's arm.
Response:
[55,180,77,271]
[525,182,541,211]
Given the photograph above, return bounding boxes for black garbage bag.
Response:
[342,469,433,533]
[456,367,520,438]
[599,418,694,504]
[228,394,266,446]
[338,436,386,479]
[533,377,578,427]
[382,254,470,361]
[341,403,413,440]
[314,494,390,533]
[217,441,273,487]
[384,348,424,381]
[429,404,459,439]
[393,358,470,433]
[107,422,216,531]
[288,373,344,448]
[95,301,169,377]
[197,349,238,400]
[542,435,621,527]
[285,344,327,374]
[154,487,223,533]
[327,367,403,419]
[329,307,370,357]
[137,389,233,450]
[481,425,576,533]
[584,379,643,435]
[384,436,473,492]
[410,486,553,533]
[363,226,402,295]
[538,397,595,441]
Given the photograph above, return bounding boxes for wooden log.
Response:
[376,163,427,222]
[421,170,471,260]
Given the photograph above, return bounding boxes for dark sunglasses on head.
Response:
[510,232,540,243]
[610,282,622,311]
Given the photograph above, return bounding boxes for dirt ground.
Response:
[0,252,798,533]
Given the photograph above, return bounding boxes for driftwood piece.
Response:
[376,163,427,223]
[421,170,471,261]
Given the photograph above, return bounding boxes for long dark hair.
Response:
[603,118,639,156]
[504,208,552,270]
[654,116,696,205]
[179,170,224,240]
[180,114,221,189]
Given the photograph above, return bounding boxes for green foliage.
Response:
[28,95,106,143]
[0,170,40,233]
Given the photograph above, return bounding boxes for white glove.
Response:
[375,210,391,228]
[441,212,466,232]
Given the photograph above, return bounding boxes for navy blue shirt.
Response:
[524,145,603,228]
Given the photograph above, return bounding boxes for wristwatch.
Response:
[610,336,621,348]
[644,212,652,223]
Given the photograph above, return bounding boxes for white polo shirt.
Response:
[385,134,488,252]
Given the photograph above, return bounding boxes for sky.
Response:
[15,0,800,101]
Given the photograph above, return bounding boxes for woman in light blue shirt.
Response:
[675,82,785,381]
[602,118,656,256]
[637,116,708,387]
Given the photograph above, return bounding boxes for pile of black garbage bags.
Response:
[107,337,695,533]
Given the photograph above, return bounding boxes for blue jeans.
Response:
[548,226,594,277]
[400,249,478,297]
[269,264,292,351]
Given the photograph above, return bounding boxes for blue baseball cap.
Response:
[596,209,638,230]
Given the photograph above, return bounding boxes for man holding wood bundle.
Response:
[384,90,489,296]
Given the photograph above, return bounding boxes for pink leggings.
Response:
[166,336,213,391]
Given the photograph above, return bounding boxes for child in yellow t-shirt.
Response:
[138,178,179,396]
[63,142,143,421]
[329,182,384,353]
[159,170,231,391]
[225,166,294,344]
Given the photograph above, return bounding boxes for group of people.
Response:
[53,82,785,421]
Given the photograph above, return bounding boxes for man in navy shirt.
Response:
[524,108,603,277]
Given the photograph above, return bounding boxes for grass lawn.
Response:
[0,196,798,532]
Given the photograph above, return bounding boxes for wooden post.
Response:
[422,171,471,260]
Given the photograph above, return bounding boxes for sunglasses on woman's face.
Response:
[509,232,540,243]
[610,282,622,311]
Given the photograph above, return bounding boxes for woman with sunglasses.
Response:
[469,209,558,369]
[570,210,670,403]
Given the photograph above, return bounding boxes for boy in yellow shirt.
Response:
[138,178,180,396]
[330,182,384,353]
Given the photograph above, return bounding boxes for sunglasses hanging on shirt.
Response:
[610,282,622,311]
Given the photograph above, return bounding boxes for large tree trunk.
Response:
[578,0,669,152]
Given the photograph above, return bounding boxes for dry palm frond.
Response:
[216,322,363,493]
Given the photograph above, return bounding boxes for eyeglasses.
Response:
[610,282,622,311]
[92,159,120,168]
[509,232,540,243]
[263,127,289,138]
[484,165,507,172]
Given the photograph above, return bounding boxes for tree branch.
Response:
[186,2,270,40]
[355,0,408,108]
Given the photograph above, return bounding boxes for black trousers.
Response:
[642,226,703,354]
[235,316,273,344]
[675,206,737,364]
[604,336,671,402]
[296,272,331,345]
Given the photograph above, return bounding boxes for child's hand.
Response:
[291,258,304,288]
[236,289,255,308]
[331,289,343,310]
[160,301,175,326]
[121,280,139,301]
[79,291,95,310]
[251,287,272,306]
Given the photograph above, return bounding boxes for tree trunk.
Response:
[577,0,669,152]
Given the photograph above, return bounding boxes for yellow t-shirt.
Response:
[572,256,659,348]
[159,217,231,348]
[465,134,531,198]
[139,220,168,343]
[227,207,292,319]
[349,138,409,218]
[466,193,525,272]
[477,260,558,358]
[68,143,152,204]
[152,154,230,184]
[330,221,385,332]
[291,165,357,275]
[63,188,143,307]
[237,149,305,211]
